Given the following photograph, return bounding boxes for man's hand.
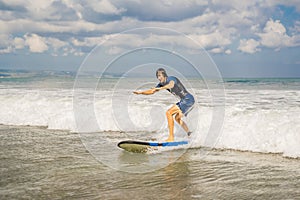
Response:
[152,88,160,92]
[133,91,142,94]
[133,88,157,95]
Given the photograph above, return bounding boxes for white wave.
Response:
[215,107,300,158]
[0,88,75,130]
[0,87,299,158]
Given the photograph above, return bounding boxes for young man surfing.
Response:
[133,68,195,142]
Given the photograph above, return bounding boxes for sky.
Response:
[0,0,300,77]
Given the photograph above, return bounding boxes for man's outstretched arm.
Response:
[133,88,158,95]
[154,81,174,91]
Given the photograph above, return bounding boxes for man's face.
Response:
[157,71,166,83]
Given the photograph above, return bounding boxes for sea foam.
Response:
[0,87,299,158]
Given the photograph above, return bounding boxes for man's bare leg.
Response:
[166,105,181,142]
[175,112,189,133]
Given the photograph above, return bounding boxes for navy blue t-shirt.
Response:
[156,76,189,99]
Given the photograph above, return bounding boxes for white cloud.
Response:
[90,0,126,15]
[160,0,208,7]
[209,47,232,54]
[257,19,299,49]
[3,0,59,20]
[13,37,25,49]
[0,34,13,54]
[61,46,84,56]
[238,38,261,54]
[225,49,232,54]
[0,17,140,35]
[264,0,300,12]
[62,0,84,19]
[1,0,26,6]
[236,19,300,53]
[112,0,209,22]
[189,31,232,48]
[212,0,257,10]
[0,34,25,54]
[0,34,69,54]
[106,46,125,55]
[47,38,68,50]
[69,31,235,56]
[24,0,57,19]
[1,0,300,57]
[71,36,108,47]
[209,47,224,54]
[25,33,48,53]
[0,34,12,47]
[0,46,13,54]
[0,0,247,51]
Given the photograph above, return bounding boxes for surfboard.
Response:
[117,140,188,153]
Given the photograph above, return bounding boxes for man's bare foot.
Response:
[166,137,174,142]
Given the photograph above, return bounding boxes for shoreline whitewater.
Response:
[1,123,299,160]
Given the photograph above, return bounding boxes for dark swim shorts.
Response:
[176,93,195,116]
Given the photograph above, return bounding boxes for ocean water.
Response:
[0,70,299,158]
[0,69,300,199]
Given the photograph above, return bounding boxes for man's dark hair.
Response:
[156,68,168,78]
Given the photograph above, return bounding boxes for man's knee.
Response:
[166,109,173,117]
[166,106,180,117]
[175,114,182,124]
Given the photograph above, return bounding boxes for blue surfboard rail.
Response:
[148,141,188,147]
[118,140,188,148]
